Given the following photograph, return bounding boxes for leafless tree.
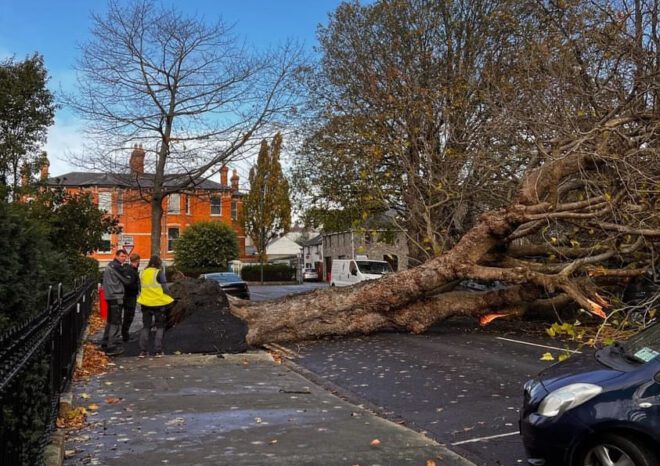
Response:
[65,0,303,254]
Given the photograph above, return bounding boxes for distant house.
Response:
[321,229,409,280]
[265,236,302,262]
[45,145,246,266]
[301,234,323,274]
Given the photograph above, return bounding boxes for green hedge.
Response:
[240,264,296,282]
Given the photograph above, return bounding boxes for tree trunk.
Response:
[151,196,164,256]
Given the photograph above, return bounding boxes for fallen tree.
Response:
[168,111,658,347]
[170,0,659,348]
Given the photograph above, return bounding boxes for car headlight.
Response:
[537,383,602,417]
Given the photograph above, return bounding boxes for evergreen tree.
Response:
[243,133,291,278]
[0,54,55,199]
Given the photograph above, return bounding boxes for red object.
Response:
[99,286,108,320]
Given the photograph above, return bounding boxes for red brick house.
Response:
[46,145,246,266]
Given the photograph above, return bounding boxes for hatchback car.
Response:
[201,272,250,300]
[303,268,319,281]
[520,322,659,466]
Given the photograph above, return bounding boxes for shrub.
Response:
[240,264,296,282]
[173,221,239,274]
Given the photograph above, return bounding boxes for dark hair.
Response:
[116,249,128,256]
[147,255,162,268]
[129,253,140,262]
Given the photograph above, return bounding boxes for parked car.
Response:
[200,272,250,300]
[303,268,319,281]
[520,322,660,466]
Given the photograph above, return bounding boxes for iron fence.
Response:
[0,278,95,466]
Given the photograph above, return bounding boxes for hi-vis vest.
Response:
[137,268,174,307]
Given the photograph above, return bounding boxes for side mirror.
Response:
[351,269,357,276]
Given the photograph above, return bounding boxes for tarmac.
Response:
[60,349,476,466]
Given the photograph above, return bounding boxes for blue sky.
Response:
[0,0,344,177]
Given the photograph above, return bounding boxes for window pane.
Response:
[99,233,112,253]
[231,200,238,220]
[185,195,191,215]
[211,196,221,215]
[167,228,179,252]
[98,192,112,213]
[117,192,124,215]
[168,193,181,214]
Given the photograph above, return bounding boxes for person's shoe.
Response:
[138,352,147,359]
[105,346,124,356]
[154,352,164,358]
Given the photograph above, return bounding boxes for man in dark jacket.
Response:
[102,249,131,355]
[122,253,141,342]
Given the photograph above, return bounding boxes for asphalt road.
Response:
[250,283,569,466]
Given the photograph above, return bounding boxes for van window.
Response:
[356,261,391,275]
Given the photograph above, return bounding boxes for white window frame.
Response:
[168,193,181,214]
[231,200,238,220]
[98,192,112,213]
[117,191,124,215]
[185,195,191,215]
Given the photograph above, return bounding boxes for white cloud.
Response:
[45,116,85,176]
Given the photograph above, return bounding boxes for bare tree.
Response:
[65,0,302,254]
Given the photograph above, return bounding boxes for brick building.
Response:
[46,145,246,266]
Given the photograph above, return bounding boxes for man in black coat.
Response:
[122,253,141,342]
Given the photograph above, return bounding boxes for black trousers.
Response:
[122,295,138,340]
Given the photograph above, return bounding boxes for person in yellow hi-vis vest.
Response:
[137,255,173,358]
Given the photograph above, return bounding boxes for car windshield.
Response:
[621,322,660,363]
[356,261,392,274]
[205,273,242,283]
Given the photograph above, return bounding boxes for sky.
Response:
[0,0,344,179]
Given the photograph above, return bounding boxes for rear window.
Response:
[205,273,242,283]
[623,323,660,362]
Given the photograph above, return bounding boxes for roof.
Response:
[266,236,302,257]
[301,234,322,247]
[47,171,245,194]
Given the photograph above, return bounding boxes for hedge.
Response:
[240,264,296,282]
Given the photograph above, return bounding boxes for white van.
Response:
[330,258,392,287]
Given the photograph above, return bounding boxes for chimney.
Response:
[40,155,50,181]
[21,163,30,187]
[129,144,145,176]
[231,169,239,192]
[220,165,229,186]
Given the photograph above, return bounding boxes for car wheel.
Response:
[576,433,657,466]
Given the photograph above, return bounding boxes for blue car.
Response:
[520,322,660,466]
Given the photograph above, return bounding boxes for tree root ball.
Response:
[166,278,248,354]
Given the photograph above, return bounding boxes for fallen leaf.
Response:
[80,393,91,400]
[540,352,555,361]
[427,461,437,466]
[88,403,99,411]
[105,396,122,404]
[479,312,510,326]
[370,439,381,446]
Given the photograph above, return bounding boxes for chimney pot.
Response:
[230,169,239,192]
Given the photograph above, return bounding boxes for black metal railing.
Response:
[0,278,95,466]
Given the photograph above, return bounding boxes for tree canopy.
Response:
[242,133,292,262]
[174,221,239,274]
[0,54,55,200]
